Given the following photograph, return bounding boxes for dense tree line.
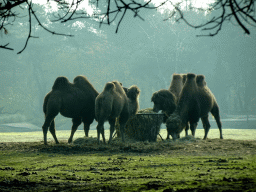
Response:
[0,1,255,126]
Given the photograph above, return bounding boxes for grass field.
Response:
[0,128,256,191]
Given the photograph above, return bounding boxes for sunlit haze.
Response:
[149,0,215,14]
[34,0,94,15]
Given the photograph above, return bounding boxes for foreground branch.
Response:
[1,0,256,53]
[165,0,256,36]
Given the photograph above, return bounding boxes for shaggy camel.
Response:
[42,76,98,145]
[151,74,188,139]
[95,81,140,144]
[166,73,223,140]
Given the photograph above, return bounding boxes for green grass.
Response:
[0,151,255,191]
[0,128,256,191]
[0,140,256,191]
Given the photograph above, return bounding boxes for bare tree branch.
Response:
[1,0,256,53]
[17,1,34,54]
[115,3,128,33]
[230,0,250,34]
[165,0,256,36]
[1,0,74,54]
[0,43,14,50]
[0,0,26,11]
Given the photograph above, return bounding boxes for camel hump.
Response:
[172,74,183,80]
[196,75,206,86]
[181,74,187,84]
[104,82,115,92]
[52,76,70,90]
[73,75,88,84]
[187,73,196,80]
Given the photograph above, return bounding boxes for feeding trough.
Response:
[115,108,165,142]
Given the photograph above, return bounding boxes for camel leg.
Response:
[201,116,211,140]
[68,118,82,143]
[119,112,129,143]
[101,125,106,144]
[119,123,126,143]
[42,124,49,145]
[83,123,90,137]
[185,122,189,136]
[190,122,198,137]
[108,118,116,144]
[82,116,94,137]
[96,122,105,144]
[49,120,59,144]
[211,105,223,139]
[42,114,56,145]
[166,129,170,140]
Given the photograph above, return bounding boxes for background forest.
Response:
[0,1,256,128]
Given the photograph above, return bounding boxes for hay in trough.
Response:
[115,108,164,142]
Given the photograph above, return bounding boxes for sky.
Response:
[34,0,95,15]
[34,0,215,15]
[151,0,215,13]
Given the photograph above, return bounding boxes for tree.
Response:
[164,0,256,36]
[1,0,256,53]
